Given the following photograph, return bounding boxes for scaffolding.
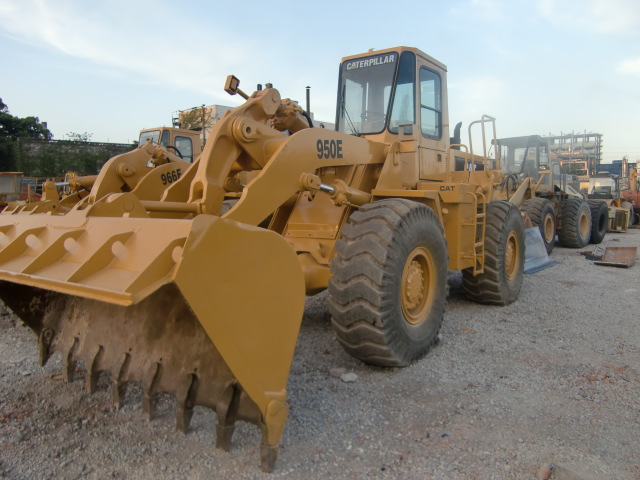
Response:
[547,131,602,176]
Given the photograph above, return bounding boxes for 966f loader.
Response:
[0,46,525,472]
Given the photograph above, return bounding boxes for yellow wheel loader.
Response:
[0,46,525,472]
[496,135,597,253]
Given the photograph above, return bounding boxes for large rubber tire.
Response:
[462,201,524,306]
[558,198,591,248]
[521,197,556,254]
[587,200,608,244]
[328,199,448,367]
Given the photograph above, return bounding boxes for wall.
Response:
[16,138,134,177]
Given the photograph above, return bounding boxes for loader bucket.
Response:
[0,209,305,472]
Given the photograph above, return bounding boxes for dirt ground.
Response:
[1,229,639,479]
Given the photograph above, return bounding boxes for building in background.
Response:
[547,131,603,176]
[173,102,334,147]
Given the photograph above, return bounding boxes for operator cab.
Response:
[138,127,199,163]
[336,47,444,143]
[495,135,551,178]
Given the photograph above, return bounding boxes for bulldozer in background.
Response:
[0,46,527,472]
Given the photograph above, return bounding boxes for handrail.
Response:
[467,114,499,171]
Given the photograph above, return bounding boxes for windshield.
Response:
[337,52,398,135]
[139,130,160,146]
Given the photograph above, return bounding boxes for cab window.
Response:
[389,51,416,133]
[419,67,442,139]
[161,130,170,146]
[138,130,160,146]
[337,52,398,135]
[175,136,194,163]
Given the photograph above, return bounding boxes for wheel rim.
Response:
[401,246,435,325]
[542,213,555,243]
[505,231,519,281]
[579,211,590,236]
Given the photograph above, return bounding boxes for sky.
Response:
[0,0,639,162]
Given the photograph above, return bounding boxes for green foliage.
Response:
[66,131,93,142]
[17,139,133,177]
[178,106,213,132]
[0,98,53,171]
[0,100,52,141]
[0,142,17,171]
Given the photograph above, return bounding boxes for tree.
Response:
[177,105,213,132]
[0,98,53,170]
[66,131,93,142]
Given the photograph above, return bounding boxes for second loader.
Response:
[0,46,526,472]
[495,135,599,253]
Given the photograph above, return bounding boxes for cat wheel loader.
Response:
[495,135,597,253]
[0,47,525,472]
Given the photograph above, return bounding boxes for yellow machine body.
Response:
[0,46,525,472]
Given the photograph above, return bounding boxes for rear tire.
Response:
[587,200,608,244]
[328,199,448,367]
[521,197,556,254]
[558,198,591,248]
[462,201,524,306]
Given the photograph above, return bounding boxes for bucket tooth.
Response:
[260,444,280,474]
[215,381,240,451]
[176,373,198,434]
[257,397,289,472]
[38,328,54,367]
[112,353,131,408]
[216,424,236,452]
[86,345,104,394]
[142,362,162,420]
[63,336,79,382]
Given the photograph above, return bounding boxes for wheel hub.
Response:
[543,213,555,243]
[579,211,590,236]
[404,260,425,310]
[505,231,519,280]
[401,246,435,325]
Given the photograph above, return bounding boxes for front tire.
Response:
[328,199,448,367]
[462,201,524,306]
[558,198,591,248]
[521,197,556,254]
[587,200,608,244]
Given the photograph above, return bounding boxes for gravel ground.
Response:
[1,229,639,480]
